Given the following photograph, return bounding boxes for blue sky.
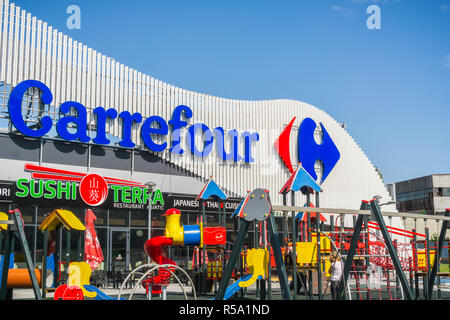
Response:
[11,0,450,184]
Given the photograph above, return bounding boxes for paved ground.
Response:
[10,277,450,300]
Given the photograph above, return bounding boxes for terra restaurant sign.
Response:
[15,163,164,209]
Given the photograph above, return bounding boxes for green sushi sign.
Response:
[14,163,164,210]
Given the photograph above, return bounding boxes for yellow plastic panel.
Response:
[0,211,8,230]
[39,209,86,232]
[296,242,317,265]
[68,262,97,298]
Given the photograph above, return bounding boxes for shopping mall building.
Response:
[0,0,400,272]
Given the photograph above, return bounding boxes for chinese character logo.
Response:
[79,174,108,206]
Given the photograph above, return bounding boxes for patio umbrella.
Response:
[84,209,104,270]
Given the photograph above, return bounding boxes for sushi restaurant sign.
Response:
[12,163,164,210]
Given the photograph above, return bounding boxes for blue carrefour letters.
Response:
[8,80,53,137]
[7,80,260,164]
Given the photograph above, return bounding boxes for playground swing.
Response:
[215,188,292,301]
[0,209,42,300]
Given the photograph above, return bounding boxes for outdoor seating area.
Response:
[89,270,136,289]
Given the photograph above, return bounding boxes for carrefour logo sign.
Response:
[275,116,340,184]
[8,80,260,163]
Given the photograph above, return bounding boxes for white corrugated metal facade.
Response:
[0,0,402,229]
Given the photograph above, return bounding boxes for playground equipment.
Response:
[271,202,450,300]
[215,188,292,300]
[213,166,331,301]
[118,219,198,300]
[332,206,449,301]
[218,248,270,300]
[41,211,117,301]
[280,200,445,300]
[194,177,228,295]
[279,164,323,300]
[142,234,176,297]
[137,207,225,298]
[1,170,448,301]
[53,283,84,300]
[54,261,119,300]
[161,207,226,249]
[113,203,199,300]
[0,209,42,300]
[238,248,269,287]
[252,163,450,301]
[205,247,225,280]
[39,208,86,298]
[119,177,228,299]
[118,263,197,300]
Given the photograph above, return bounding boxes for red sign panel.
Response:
[203,227,226,245]
[79,174,108,206]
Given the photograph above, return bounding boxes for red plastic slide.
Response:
[143,236,176,294]
[144,236,175,265]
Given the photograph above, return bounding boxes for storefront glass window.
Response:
[171,246,188,269]
[150,228,164,239]
[62,206,85,223]
[180,212,189,225]
[89,207,107,226]
[110,229,128,272]
[37,206,55,225]
[226,230,235,244]
[225,217,234,230]
[206,212,220,227]
[15,205,35,225]
[109,209,129,227]
[130,228,148,269]
[243,230,255,248]
[71,230,84,262]
[35,227,44,267]
[0,193,242,278]
[189,212,201,224]
[187,247,195,270]
[274,217,284,233]
[95,228,107,271]
[59,229,84,264]
[151,210,165,229]
[16,226,36,267]
[130,210,148,228]
[0,203,10,215]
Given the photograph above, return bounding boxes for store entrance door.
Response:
[108,228,130,272]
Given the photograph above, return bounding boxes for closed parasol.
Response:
[84,209,104,270]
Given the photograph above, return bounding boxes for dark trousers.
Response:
[331,280,340,300]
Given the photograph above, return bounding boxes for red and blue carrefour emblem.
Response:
[275,117,340,184]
